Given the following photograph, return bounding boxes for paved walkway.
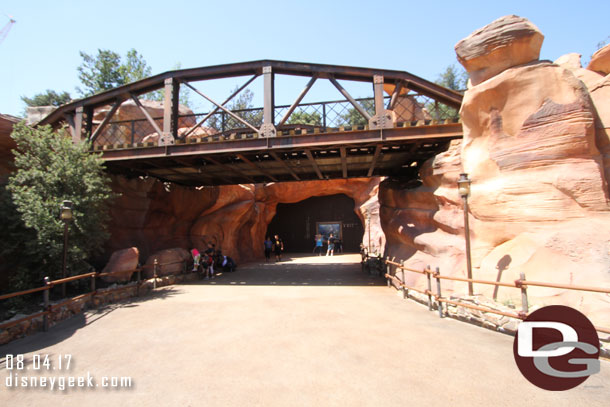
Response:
[1,254,608,406]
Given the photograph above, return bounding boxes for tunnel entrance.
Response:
[266,194,364,253]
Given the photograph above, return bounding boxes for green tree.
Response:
[286,110,322,126]
[144,62,192,108]
[21,90,72,108]
[77,49,152,96]
[339,99,375,127]
[435,64,469,92]
[6,122,115,283]
[423,64,469,120]
[208,88,262,132]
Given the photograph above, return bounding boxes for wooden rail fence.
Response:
[0,258,188,332]
[375,257,610,336]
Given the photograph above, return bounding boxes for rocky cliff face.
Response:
[380,15,610,328]
[107,177,383,264]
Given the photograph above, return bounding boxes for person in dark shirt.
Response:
[272,234,284,262]
[264,236,273,262]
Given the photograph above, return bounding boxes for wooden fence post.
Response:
[90,274,96,307]
[520,272,529,316]
[426,265,432,311]
[42,277,50,332]
[435,267,443,318]
[153,259,158,290]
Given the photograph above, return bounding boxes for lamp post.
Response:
[60,200,73,298]
[457,173,473,296]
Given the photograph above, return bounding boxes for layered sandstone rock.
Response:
[381,15,610,328]
[554,53,603,90]
[107,177,383,265]
[100,247,139,283]
[587,44,610,75]
[455,15,544,86]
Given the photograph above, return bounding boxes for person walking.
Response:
[313,234,324,256]
[264,236,273,262]
[272,234,284,262]
[326,233,335,256]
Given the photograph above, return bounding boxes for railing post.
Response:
[137,267,142,297]
[322,103,327,129]
[43,277,50,332]
[90,273,96,307]
[520,272,529,316]
[426,265,433,311]
[153,259,158,290]
[401,269,407,299]
[435,267,443,318]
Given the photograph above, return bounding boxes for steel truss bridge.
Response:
[40,60,463,186]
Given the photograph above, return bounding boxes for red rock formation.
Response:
[455,15,544,86]
[107,177,383,265]
[100,247,139,283]
[143,248,191,278]
[587,44,610,75]
[381,15,610,329]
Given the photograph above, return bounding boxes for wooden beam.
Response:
[340,147,347,178]
[204,156,256,183]
[269,151,300,181]
[130,94,163,136]
[367,145,382,177]
[91,100,123,143]
[236,154,278,182]
[169,157,234,185]
[304,149,324,180]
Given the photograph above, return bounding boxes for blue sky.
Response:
[0,0,608,117]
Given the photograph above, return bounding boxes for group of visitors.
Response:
[191,243,237,279]
[313,233,342,256]
[264,234,284,262]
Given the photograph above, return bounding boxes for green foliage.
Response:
[339,99,375,127]
[286,110,322,126]
[208,88,262,131]
[435,64,468,92]
[143,63,192,108]
[6,122,115,283]
[76,48,152,96]
[421,64,469,120]
[21,90,71,108]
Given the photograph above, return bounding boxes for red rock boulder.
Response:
[100,247,140,283]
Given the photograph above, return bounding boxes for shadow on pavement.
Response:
[195,253,385,287]
[0,286,181,359]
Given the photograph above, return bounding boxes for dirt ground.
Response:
[1,254,608,406]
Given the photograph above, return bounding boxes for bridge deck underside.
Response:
[102,123,462,186]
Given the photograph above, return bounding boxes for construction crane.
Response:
[0,16,15,45]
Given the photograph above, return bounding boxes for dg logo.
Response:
[513,305,601,391]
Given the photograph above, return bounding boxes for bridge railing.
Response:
[373,255,610,336]
[90,94,459,148]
